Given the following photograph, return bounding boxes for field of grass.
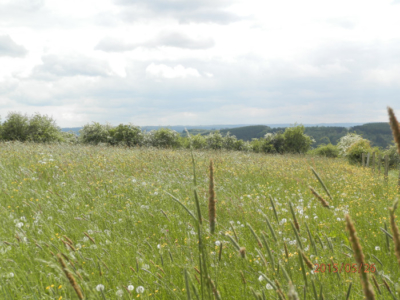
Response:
[1,142,399,299]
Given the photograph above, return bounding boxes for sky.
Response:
[1,0,400,127]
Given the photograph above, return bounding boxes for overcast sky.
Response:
[1,0,400,127]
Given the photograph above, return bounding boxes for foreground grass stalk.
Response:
[389,200,400,269]
[57,253,84,299]
[309,186,330,209]
[208,159,216,234]
[345,214,375,300]
[388,107,400,155]
[310,167,333,200]
[289,201,300,232]
[288,282,299,300]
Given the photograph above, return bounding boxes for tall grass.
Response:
[0,141,399,299]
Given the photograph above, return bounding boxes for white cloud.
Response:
[145,63,201,79]
[0,0,400,126]
[0,35,28,57]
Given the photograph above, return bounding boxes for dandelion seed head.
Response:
[16,222,24,228]
[136,286,145,293]
[96,284,105,291]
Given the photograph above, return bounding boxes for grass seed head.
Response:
[389,200,400,270]
[208,159,216,234]
[309,186,330,209]
[388,106,400,154]
[345,215,375,300]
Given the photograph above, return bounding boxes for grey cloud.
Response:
[32,55,113,79]
[5,48,400,126]
[114,0,244,24]
[0,35,28,57]
[150,32,215,49]
[95,37,134,52]
[95,32,214,52]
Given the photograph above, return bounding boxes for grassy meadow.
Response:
[0,142,399,299]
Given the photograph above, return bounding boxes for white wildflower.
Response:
[16,222,24,228]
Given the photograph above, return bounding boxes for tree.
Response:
[313,143,339,158]
[26,113,63,142]
[337,133,363,156]
[206,131,224,150]
[222,132,238,150]
[346,139,372,164]
[79,122,113,144]
[1,112,63,142]
[283,125,313,154]
[109,124,143,146]
[1,112,29,141]
[191,134,207,149]
[146,128,181,148]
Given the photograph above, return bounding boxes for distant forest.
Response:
[183,123,394,149]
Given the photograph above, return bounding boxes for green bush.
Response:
[283,125,313,154]
[60,131,79,144]
[146,128,181,148]
[346,139,371,164]
[79,122,113,145]
[206,131,223,150]
[109,124,143,146]
[222,132,237,150]
[313,143,339,158]
[337,133,363,156]
[271,132,286,154]
[1,112,63,142]
[191,134,207,149]
[1,112,29,141]
[26,113,63,142]
[250,138,262,153]
[383,144,400,167]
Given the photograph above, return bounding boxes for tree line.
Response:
[0,112,397,166]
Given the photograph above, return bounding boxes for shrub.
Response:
[250,138,262,153]
[1,112,29,141]
[60,131,79,144]
[206,131,223,150]
[146,128,181,148]
[346,139,371,164]
[223,132,238,150]
[79,122,113,144]
[190,134,207,149]
[1,112,63,143]
[313,143,339,158]
[337,133,363,156]
[109,124,143,146]
[283,125,313,154]
[26,113,63,142]
[383,144,400,167]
